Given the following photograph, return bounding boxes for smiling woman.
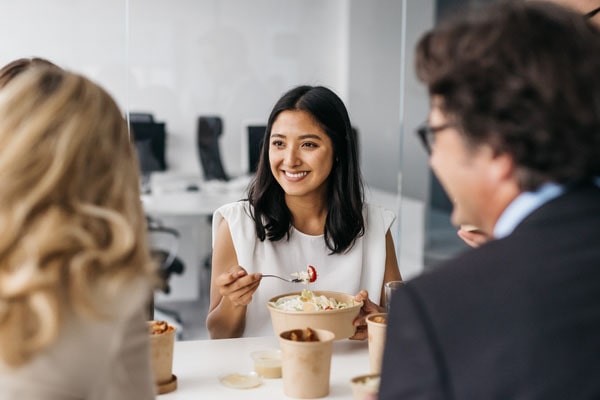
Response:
[251,86,363,251]
[206,85,402,340]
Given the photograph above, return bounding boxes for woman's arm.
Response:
[205,219,261,339]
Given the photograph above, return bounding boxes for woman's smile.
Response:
[283,170,309,180]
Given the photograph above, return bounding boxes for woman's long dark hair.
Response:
[247,85,364,254]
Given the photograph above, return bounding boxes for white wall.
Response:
[0,1,128,95]
[347,0,405,194]
[401,0,436,202]
[126,0,350,177]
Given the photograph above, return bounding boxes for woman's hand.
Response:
[457,228,491,248]
[215,266,261,307]
[349,290,384,340]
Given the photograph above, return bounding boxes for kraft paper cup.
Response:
[350,373,381,400]
[149,321,176,385]
[366,313,387,374]
[279,328,335,399]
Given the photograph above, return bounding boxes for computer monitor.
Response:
[130,121,167,174]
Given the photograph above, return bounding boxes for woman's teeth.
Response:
[285,171,308,178]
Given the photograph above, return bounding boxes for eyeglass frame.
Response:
[415,122,451,155]
[584,7,600,19]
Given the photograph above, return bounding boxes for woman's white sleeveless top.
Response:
[212,201,395,337]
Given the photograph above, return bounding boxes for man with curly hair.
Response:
[380,2,600,399]
[457,0,600,248]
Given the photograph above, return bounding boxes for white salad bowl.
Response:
[267,290,363,340]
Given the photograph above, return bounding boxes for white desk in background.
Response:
[141,181,248,217]
[161,336,369,399]
[142,179,425,302]
[142,179,248,303]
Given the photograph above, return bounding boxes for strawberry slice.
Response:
[307,265,317,283]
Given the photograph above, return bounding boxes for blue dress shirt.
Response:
[493,183,564,240]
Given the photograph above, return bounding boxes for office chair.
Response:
[130,120,167,172]
[130,117,167,194]
[246,124,266,174]
[196,116,230,281]
[129,112,155,123]
[197,116,229,181]
[147,216,185,336]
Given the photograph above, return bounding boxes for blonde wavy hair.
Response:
[0,67,156,367]
[0,57,59,90]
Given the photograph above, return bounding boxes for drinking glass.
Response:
[384,280,404,313]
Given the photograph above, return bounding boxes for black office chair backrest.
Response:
[197,116,229,181]
[247,124,266,174]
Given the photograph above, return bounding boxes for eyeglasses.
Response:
[584,7,600,19]
[415,122,451,155]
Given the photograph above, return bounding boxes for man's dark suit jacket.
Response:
[380,184,600,399]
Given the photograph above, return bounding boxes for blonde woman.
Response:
[0,67,157,399]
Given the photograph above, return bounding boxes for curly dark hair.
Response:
[416,1,600,190]
[247,85,364,254]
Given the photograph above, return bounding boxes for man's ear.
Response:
[489,152,515,183]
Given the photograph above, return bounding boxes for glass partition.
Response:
[126,1,437,313]
[1,0,441,339]
[421,0,497,272]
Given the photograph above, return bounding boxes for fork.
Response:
[261,274,305,283]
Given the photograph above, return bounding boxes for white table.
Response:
[161,336,369,399]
